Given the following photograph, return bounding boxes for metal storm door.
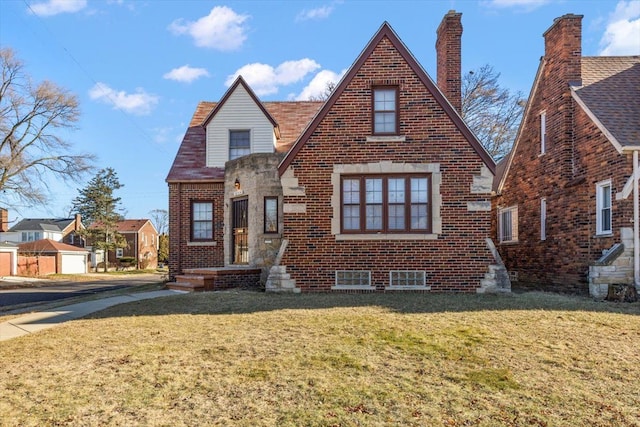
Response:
[232,198,249,264]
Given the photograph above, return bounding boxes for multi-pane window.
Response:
[264,197,278,233]
[116,248,124,258]
[596,180,612,235]
[390,271,426,287]
[191,201,214,241]
[341,175,430,233]
[21,231,42,242]
[229,130,250,160]
[540,111,546,155]
[373,87,398,134]
[498,206,518,243]
[335,270,371,287]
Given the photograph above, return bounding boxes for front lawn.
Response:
[1,291,638,426]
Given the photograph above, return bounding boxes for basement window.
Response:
[388,270,428,289]
[333,270,372,290]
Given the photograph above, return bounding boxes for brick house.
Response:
[167,13,507,293]
[493,14,639,297]
[87,219,159,269]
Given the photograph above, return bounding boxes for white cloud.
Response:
[29,0,87,16]
[294,69,346,100]
[168,6,249,51]
[89,82,159,115]
[163,65,210,83]
[482,0,551,11]
[296,5,334,22]
[226,59,321,96]
[599,1,640,55]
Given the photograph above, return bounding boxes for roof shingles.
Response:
[573,56,640,148]
[166,101,322,182]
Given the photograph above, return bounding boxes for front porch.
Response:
[168,267,262,292]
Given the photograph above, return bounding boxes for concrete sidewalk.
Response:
[0,289,182,342]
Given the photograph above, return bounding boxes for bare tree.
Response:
[149,208,168,235]
[0,47,95,206]
[461,65,525,161]
[308,81,337,101]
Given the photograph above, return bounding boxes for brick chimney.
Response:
[543,14,583,86]
[0,208,8,232]
[436,10,463,113]
[542,14,582,179]
[75,213,82,230]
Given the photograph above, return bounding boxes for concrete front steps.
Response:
[265,265,300,293]
[477,264,512,293]
[167,267,261,292]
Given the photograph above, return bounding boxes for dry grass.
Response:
[1,291,638,427]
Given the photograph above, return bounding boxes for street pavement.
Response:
[0,273,165,308]
[0,288,183,341]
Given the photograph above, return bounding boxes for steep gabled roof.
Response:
[278,21,496,176]
[9,218,76,233]
[18,239,88,253]
[496,57,546,194]
[88,219,157,234]
[571,56,640,151]
[166,98,321,183]
[202,76,279,129]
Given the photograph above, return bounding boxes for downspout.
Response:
[634,150,639,288]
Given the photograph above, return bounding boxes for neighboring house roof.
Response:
[88,219,158,234]
[116,219,157,234]
[166,96,322,182]
[492,155,509,193]
[18,239,88,253]
[571,56,640,151]
[279,21,496,176]
[8,218,78,233]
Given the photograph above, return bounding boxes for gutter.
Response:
[634,150,639,288]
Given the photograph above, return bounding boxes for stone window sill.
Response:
[187,241,217,246]
[336,233,438,241]
[331,285,376,291]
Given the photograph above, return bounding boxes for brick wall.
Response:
[168,182,225,279]
[281,35,493,292]
[494,15,635,294]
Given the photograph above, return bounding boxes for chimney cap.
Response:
[543,13,583,37]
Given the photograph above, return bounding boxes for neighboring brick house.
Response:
[106,219,159,269]
[168,13,506,293]
[0,209,85,247]
[493,14,639,297]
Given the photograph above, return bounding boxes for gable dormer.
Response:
[203,76,279,168]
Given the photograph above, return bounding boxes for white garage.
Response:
[18,239,89,275]
[61,251,88,274]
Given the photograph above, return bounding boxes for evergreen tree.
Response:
[73,168,126,272]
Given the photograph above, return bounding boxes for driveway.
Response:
[0,274,165,310]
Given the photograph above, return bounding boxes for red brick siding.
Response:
[168,182,225,279]
[282,36,492,292]
[495,16,634,293]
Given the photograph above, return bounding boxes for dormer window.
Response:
[229,130,250,160]
[373,87,398,134]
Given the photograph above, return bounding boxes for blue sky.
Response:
[1,0,639,225]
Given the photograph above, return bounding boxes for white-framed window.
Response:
[596,180,612,235]
[389,270,426,288]
[373,86,398,134]
[540,198,547,241]
[21,231,42,242]
[540,111,546,155]
[498,206,518,243]
[334,270,371,288]
[229,130,250,160]
[116,248,124,258]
